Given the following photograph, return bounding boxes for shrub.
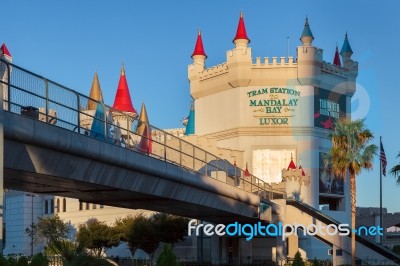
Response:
[16,256,29,266]
[156,244,178,266]
[30,253,49,266]
[292,251,305,266]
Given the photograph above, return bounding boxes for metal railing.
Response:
[0,59,285,202]
[287,199,400,264]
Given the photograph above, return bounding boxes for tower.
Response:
[80,73,104,132]
[297,17,322,86]
[0,44,12,110]
[112,65,137,143]
[184,102,195,135]
[136,102,152,154]
[188,30,207,98]
[227,12,252,88]
[333,45,341,66]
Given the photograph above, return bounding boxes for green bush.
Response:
[30,253,49,266]
[6,257,17,266]
[292,251,305,266]
[312,257,320,266]
[16,256,28,266]
[156,244,178,266]
[0,255,6,266]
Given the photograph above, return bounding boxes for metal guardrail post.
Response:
[102,102,106,142]
[205,153,208,177]
[44,79,49,123]
[179,139,182,166]
[126,113,130,147]
[163,131,167,161]
[192,146,195,170]
[76,94,81,133]
[7,62,10,112]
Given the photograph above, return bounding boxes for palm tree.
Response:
[390,152,400,185]
[325,118,377,266]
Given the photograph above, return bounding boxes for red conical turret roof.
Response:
[244,162,251,177]
[233,12,250,43]
[113,65,137,114]
[191,30,207,58]
[298,165,306,176]
[333,45,341,66]
[1,44,11,57]
[287,154,296,170]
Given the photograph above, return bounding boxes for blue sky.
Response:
[2,1,400,212]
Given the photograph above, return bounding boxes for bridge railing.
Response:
[0,59,286,202]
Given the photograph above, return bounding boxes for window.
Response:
[79,201,83,211]
[86,202,90,210]
[56,198,60,213]
[62,198,66,212]
[93,204,97,209]
[252,148,296,183]
[44,200,48,214]
[50,199,54,213]
[100,204,104,209]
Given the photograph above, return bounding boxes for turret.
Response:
[0,43,12,110]
[184,101,195,135]
[87,73,103,110]
[340,32,358,95]
[136,102,152,154]
[80,73,104,131]
[188,30,207,99]
[112,65,137,142]
[191,30,207,68]
[296,17,322,85]
[340,32,354,69]
[282,156,310,201]
[333,45,341,66]
[233,12,250,47]
[227,12,252,88]
[300,17,314,46]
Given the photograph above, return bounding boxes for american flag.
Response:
[380,139,387,176]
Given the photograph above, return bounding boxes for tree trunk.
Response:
[350,173,356,266]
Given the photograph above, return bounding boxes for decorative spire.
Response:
[287,153,297,170]
[233,12,250,44]
[136,102,149,137]
[340,32,353,56]
[89,102,112,142]
[137,122,152,154]
[0,43,11,57]
[300,17,314,46]
[191,30,207,58]
[136,102,152,154]
[184,102,195,135]
[298,159,306,176]
[87,73,103,110]
[333,45,341,66]
[244,162,251,177]
[113,64,137,114]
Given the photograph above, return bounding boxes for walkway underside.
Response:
[4,112,264,224]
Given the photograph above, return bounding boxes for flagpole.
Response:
[380,136,383,244]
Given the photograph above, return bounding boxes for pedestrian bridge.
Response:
[0,59,284,224]
[1,59,399,264]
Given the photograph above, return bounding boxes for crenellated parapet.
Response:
[198,63,229,80]
[282,168,311,187]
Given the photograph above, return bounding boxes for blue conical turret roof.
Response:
[340,32,353,55]
[301,17,314,39]
[184,102,195,135]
